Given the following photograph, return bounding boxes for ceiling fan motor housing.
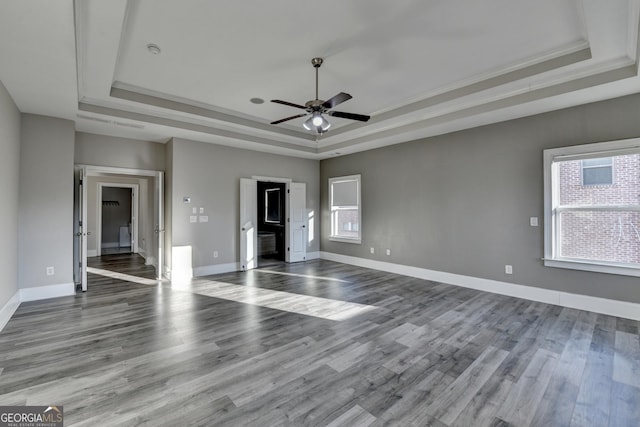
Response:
[305,99,325,111]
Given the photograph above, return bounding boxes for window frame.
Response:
[328,174,362,244]
[543,138,640,277]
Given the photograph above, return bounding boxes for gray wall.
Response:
[19,114,75,289]
[169,138,320,272]
[321,93,640,305]
[0,81,21,307]
[75,132,165,171]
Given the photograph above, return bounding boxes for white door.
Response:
[77,167,88,291]
[287,182,307,263]
[155,172,164,280]
[240,178,258,270]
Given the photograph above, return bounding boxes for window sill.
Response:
[329,236,361,244]
[544,258,640,277]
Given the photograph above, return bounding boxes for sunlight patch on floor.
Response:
[253,269,351,283]
[87,267,163,286]
[191,280,377,321]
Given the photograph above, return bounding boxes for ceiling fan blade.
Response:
[271,99,308,110]
[328,110,370,122]
[270,113,308,125]
[322,92,352,109]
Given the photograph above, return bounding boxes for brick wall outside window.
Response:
[557,154,640,264]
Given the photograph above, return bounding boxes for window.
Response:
[329,175,361,243]
[544,140,640,276]
[582,157,613,185]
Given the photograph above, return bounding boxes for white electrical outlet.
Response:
[46,266,55,276]
[189,216,197,223]
[386,249,391,256]
[505,265,513,274]
[213,251,219,258]
[370,247,375,254]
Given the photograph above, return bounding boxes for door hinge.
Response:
[79,179,83,185]
[287,189,290,194]
[287,247,290,251]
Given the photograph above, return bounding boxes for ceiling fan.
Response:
[270,57,370,134]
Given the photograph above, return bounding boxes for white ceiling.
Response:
[2,0,640,159]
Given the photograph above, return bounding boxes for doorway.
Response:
[257,181,286,266]
[240,177,307,271]
[98,185,138,256]
[74,165,164,291]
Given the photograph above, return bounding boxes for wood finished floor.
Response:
[1,257,639,426]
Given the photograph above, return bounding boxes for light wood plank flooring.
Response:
[1,257,639,426]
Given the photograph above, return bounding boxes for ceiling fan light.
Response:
[303,117,314,131]
[303,114,331,134]
[320,118,331,131]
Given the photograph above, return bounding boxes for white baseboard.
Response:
[320,252,640,321]
[193,262,240,277]
[138,249,157,266]
[87,249,97,257]
[0,291,20,333]
[20,282,75,302]
[305,251,320,260]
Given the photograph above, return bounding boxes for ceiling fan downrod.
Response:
[311,57,323,101]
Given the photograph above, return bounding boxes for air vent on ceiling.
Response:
[77,114,145,129]
[114,121,144,129]
[77,114,111,124]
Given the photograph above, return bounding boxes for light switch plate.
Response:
[189,216,197,223]
[505,265,513,274]
[530,217,539,227]
[199,215,209,223]
[199,207,205,214]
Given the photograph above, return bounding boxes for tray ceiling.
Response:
[2,0,640,159]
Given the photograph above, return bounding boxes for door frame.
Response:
[242,176,307,268]
[96,183,139,256]
[75,165,165,288]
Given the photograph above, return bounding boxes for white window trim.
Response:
[329,174,362,244]
[543,138,640,277]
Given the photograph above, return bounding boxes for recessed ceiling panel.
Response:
[113,0,587,127]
